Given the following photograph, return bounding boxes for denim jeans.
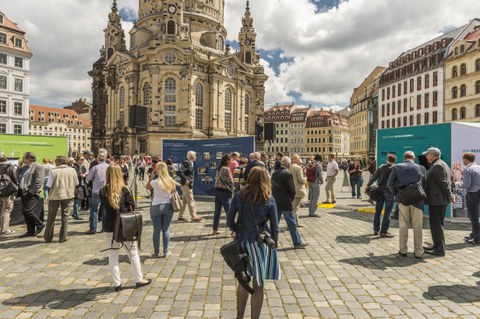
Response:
[213,189,232,231]
[350,178,361,198]
[150,203,174,256]
[308,182,320,216]
[279,210,302,246]
[72,198,81,218]
[89,193,101,231]
[373,192,394,234]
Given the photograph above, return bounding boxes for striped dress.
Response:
[242,241,280,286]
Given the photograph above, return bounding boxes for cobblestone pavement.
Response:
[1,175,480,318]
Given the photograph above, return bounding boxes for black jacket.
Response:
[425,158,452,206]
[271,166,296,211]
[100,186,135,233]
[244,160,265,182]
[178,159,194,188]
[367,163,394,193]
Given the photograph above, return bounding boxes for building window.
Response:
[409,115,414,126]
[15,38,22,48]
[392,101,396,115]
[0,53,6,64]
[475,104,480,117]
[381,89,385,101]
[245,52,252,64]
[424,93,429,108]
[452,66,458,78]
[403,98,407,112]
[460,45,465,53]
[164,51,177,64]
[417,114,421,125]
[403,116,407,127]
[460,107,466,119]
[476,81,480,94]
[417,76,422,91]
[164,105,176,127]
[417,95,421,109]
[381,104,385,117]
[476,59,480,72]
[164,78,176,103]
[392,85,396,98]
[14,78,23,92]
[403,81,407,94]
[460,63,467,76]
[0,32,6,44]
[119,87,125,109]
[167,20,175,34]
[452,87,458,99]
[217,35,224,51]
[0,75,6,90]
[410,79,414,93]
[143,82,151,105]
[460,84,466,97]
[195,83,203,107]
[0,123,5,133]
[452,108,458,120]
[387,103,390,116]
[387,87,390,99]
[195,109,203,129]
[0,100,5,113]
[433,91,438,106]
[245,94,250,132]
[425,74,429,89]
[13,124,22,134]
[225,88,232,132]
[398,100,402,113]
[14,102,22,115]
[15,57,23,68]
[398,83,402,96]
[425,112,430,124]
[433,111,438,124]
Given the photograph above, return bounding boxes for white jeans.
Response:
[104,233,143,287]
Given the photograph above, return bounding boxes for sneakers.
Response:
[294,242,309,249]
[1,230,15,235]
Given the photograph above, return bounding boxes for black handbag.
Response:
[366,186,384,202]
[398,182,426,206]
[112,189,143,250]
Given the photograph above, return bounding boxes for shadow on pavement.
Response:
[83,255,149,266]
[423,281,480,303]
[169,233,217,242]
[339,253,424,270]
[335,234,382,244]
[0,240,45,249]
[2,287,113,309]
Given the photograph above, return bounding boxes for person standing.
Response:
[229,152,239,177]
[272,157,308,249]
[227,167,280,319]
[44,156,78,243]
[366,154,396,238]
[17,152,45,238]
[423,147,454,257]
[177,151,203,222]
[323,154,339,204]
[456,152,480,244]
[274,152,283,171]
[244,152,265,182]
[388,151,426,258]
[233,157,248,192]
[146,163,177,258]
[85,152,109,234]
[348,159,363,199]
[137,157,146,181]
[0,155,19,235]
[100,164,151,291]
[306,155,323,217]
[119,157,129,185]
[213,154,234,234]
[71,157,85,220]
[289,154,307,226]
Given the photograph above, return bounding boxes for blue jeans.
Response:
[213,189,232,231]
[89,193,101,231]
[279,210,302,246]
[72,198,81,218]
[350,178,362,198]
[150,203,174,255]
[374,192,394,234]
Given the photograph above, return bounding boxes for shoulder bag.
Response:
[366,185,384,202]
[398,181,426,206]
[171,188,183,212]
[112,187,143,250]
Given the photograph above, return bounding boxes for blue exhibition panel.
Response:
[162,137,255,196]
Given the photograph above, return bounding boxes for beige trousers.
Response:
[292,196,304,225]
[0,194,15,232]
[324,177,336,202]
[398,203,424,257]
[178,184,197,220]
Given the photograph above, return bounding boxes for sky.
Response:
[1,0,479,110]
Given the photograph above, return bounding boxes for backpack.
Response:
[0,165,17,197]
[306,164,318,183]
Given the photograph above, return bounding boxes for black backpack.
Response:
[0,165,17,197]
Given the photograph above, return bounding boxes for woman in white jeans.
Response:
[146,162,178,258]
[100,164,151,291]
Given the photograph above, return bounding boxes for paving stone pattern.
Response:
[1,173,480,318]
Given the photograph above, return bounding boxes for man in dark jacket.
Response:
[244,152,265,181]
[423,147,454,257]
[366,154,396,238]
[388,151,426,258]
[177,151,203,222]
[271,156,307,249]
[0,155,19,235]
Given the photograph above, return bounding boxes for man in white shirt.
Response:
[323,154,339,204]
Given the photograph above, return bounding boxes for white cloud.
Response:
[1,0,479,107]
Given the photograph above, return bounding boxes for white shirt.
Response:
[327,160,339,177]
[151,178,172,205]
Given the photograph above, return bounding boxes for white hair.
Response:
[281,156,291,166]
[187,151,196,159]
[253,152,261,160]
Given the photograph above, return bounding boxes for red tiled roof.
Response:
[29,104,91,127]
[0,12,32,56]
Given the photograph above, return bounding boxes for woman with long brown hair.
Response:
[100,164,151,291]
[227,166,280,319]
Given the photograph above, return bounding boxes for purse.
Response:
[366,186,384,202]
[112,189,143,250]
[171,189,183,212]
[398,182,426,205]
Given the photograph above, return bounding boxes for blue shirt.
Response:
[458,163,480,193]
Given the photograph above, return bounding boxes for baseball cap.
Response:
[83,150,92,155]
[422,147,441,157]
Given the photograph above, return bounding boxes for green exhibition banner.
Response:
[0,134,68,162]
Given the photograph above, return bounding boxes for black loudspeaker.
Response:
[264,122,276,141]
[129,105,147,128]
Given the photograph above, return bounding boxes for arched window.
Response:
[460,45,465,53]
[164,77,176,102]
[167,20,175,34]
[216,35,224,51]
[476,59,480,72]
[476,81,480,94]
[244,94,250,132]
[107,48,114,60]
[143,82,151,105]
[452,86,458,99]
[194,83,203,129]
[119,87,125,109]
[224,88,232,132]
[460,84,467,97]
[460,63,467,75]
[452,108,458,120]
[460,107,467,119]
[476,104,480,117]
[195,83,203,107]
[245,52,252,64]
[452,66,458,78]
[454,47,459,55]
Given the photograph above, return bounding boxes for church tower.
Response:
[238,1,258,65]
[104,0,126,59]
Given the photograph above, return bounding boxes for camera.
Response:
[256,231,276,249]
[240,271,251,282]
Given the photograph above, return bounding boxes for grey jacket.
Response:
[18,162,45,196]
[424,158,452,206]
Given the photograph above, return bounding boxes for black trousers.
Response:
[21,193,44,235]
[466,193,480,242]
[429,205,447,253]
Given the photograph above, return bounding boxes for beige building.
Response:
[445,24,480,122]
[90,0,267,156]
[29,105,92,156]
[264,103,295,155]
[64,98,92,122]
[289,106,312,155]
[349,66,384,162]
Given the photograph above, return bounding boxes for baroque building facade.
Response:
[263,103,295,155]
[90,0,267,156]
[0,11,31,135]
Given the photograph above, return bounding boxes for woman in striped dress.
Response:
[227,166,280,319]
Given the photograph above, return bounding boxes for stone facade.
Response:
[0,11,31,135]
[90,0,267,156]
[264,103,295,155]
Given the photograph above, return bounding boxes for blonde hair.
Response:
[156,162,177,193]
[105,163,125,210]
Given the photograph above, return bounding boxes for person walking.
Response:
[71,157,86,220]
[306,154,323,217]
[366,154,396,238]
[227,167,280,319]
[0,155,19,235]
[85,152,109,234]
[323,154,339,204]
[137,157,146,181]
[146,162,177,258]
[44,156,78,243]
[272,157,308,249]
[177,151,203,222]
[349,159,363,199]
[17,152,45,238]
[289,154,307,226]
[233,157,248,192]
[388,151,426,258]
[423,147,454,257]
[456,152,480,245]
[213,154,234,234]
[99,164,151,291]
